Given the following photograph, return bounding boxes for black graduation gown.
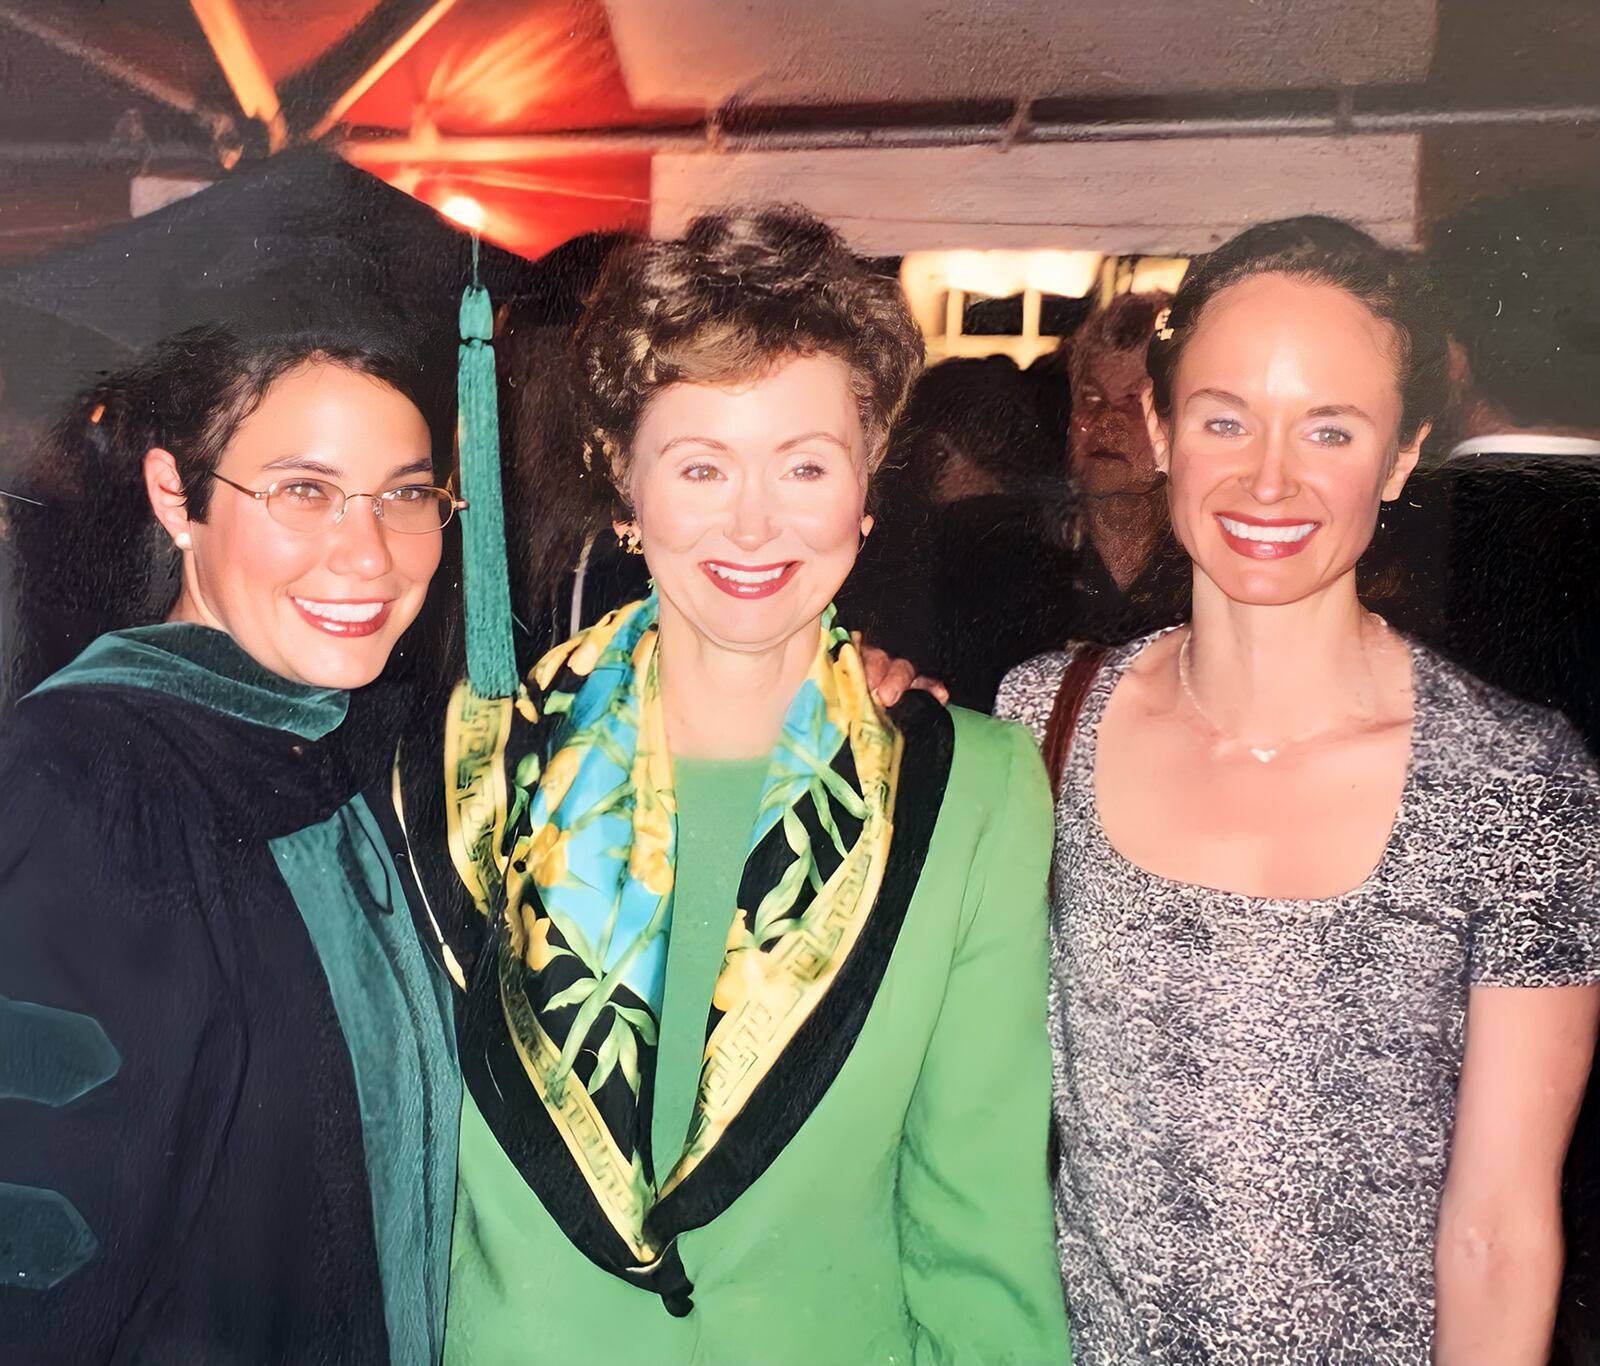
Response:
[0,681,400,1365]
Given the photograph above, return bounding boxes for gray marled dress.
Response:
[996,633,1600,1366]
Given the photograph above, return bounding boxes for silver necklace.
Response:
[1176,617,1386,764]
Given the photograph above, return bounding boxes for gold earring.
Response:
[617,527,643,556]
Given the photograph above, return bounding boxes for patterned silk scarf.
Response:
[430,594,951,1311]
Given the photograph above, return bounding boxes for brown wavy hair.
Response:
[571,205,923,495]
[1068,290,1173,395]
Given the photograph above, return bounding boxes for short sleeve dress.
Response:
[996,632,1600,1366]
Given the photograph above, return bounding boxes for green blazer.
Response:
[438,707,1068,1364]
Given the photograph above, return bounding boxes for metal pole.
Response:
[341,101,1600,165]
[0,142,219,167]
[0,3,234,138]
[187,0,286,150]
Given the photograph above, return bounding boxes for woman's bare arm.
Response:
[1435,983,1600,1364]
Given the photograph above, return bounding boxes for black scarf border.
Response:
[382,712,709,1309]
[644,691,953,1248]
[383,689,955,1318]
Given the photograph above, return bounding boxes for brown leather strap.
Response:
[1042,644,1110,796]
[1041,643,1108,1189]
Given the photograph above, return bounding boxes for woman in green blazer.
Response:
[398,205,1068,1364]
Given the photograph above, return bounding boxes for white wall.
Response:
[606,0,1436,109]
[651,135,1422,255]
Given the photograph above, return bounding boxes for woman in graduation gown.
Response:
[396,207,1069,1363]
[0,320,463,1364]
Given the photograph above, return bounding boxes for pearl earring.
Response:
[175,532,192,550]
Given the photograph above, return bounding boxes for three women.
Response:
[3,200,1595,1366]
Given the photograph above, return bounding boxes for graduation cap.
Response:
[0,147,546,696]
[0,148,532,360]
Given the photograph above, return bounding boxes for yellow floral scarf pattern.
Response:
[442,594,901,1265]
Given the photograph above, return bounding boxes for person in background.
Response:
[1062,290,1188,643]
[1418,185,1600,1366]
[998,216,1600,1365]
[1027,339,1076,466]
[1419,185,1600,756]
[399,205,1068,1365]
[841,354,1075,709]
[494,311,635,654]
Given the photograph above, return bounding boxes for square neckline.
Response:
[1071,627,1427,908]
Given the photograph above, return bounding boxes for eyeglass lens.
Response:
[265,480,455,534]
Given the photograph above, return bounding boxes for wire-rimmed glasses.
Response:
[211,473,467,534]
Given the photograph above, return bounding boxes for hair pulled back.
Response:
[5,316,436,697]
[572,205,923,489]
[1147,215,1447,446]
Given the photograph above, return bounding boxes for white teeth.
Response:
[1218,516,1318,543]
[294,598,385,623]
[707,564,787,585]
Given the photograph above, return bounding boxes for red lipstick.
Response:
[1215,511,1322,561]
[699,560,800,600]
[291,597,394,638]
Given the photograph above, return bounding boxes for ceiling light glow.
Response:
[439,194,487,232]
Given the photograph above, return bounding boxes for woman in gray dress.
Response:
[997,217,1600,1365]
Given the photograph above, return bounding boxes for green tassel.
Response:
[458,273,517,697]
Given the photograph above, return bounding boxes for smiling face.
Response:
[1147,274,1427,608]
[622,352,871,655]
[147,361,442,689]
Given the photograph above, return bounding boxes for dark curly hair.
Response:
[888,356,1064,498]
[1148,216,1447,447]
[4,316,447,698]
[571,205,923,490]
